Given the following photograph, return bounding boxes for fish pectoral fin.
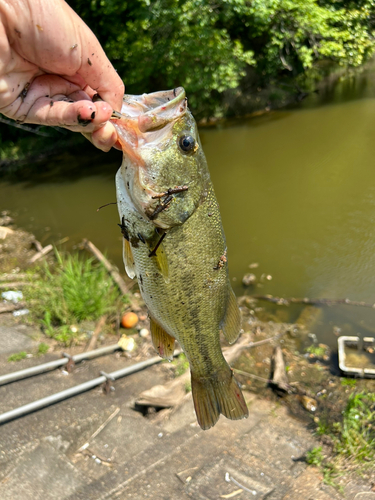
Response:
[191,366,248,431]
[221,288,241,344]
[150,318,175,361]
[123,239,136,279]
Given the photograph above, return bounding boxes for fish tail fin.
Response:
[191,366,248,430]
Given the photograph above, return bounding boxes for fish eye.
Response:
[178,135,196,154]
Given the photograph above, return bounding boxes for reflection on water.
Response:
[2,66,375,347]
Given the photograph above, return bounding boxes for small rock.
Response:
[242,273,257,286]
[0,226,14,240]
[0,215,14,226]
[139,328,149,338]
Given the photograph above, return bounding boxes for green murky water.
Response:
[2,67,375,346]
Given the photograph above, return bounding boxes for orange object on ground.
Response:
[121,312,138,328]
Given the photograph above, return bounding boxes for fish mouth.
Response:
[113,87,187,133]
[111,88,188,219]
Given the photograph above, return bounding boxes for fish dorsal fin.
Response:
[221,288,241,344]
[150,317,175,361]
[149,238,169,283]
[123,239,136,279]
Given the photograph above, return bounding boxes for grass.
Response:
[305,344,329,358]
[25,250,126,346]
[341,378,357,388]
[333,392,375,462]
[307,391,375,486]
[306,447,338,488]
[8,351,27,362]
[37,343,49,355]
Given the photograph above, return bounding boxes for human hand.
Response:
[0,0,124,152]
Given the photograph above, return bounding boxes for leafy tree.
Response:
[2,0,375,158]
[67,0,375,116]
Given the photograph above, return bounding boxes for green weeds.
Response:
[341,378,357,388]
[305,344,329,358]
[307,391,375,486]
[37,343,49,355]
[8,351,27,362]
[25,251,125,346]
[333,392,375,463]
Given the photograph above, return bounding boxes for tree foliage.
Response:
[67,0,375,116]
[1,0,375,155]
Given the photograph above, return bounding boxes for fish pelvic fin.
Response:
[150,317,175,361]
[123,239,136,279]
[191,366,248,430]
[221,288,241,344]
[149,237,169,283]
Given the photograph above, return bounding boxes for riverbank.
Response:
[1,222,374,497]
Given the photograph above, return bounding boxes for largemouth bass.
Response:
[112,87,248,430]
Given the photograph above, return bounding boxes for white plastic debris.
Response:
[13,308,29,317]
[118,335,135,352]
[2,291,23,303]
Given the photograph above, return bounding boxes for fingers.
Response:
[83,122,119,152]
[1,74,111,130]
[46,0,125,113]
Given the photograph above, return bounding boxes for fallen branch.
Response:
[29,244,53,264]
[32,240,43,252]
[0,282,32,289]
[0,273,38,282]
[270,345,290,392]
[0,302,26,314]
[85,315,107,352]
[82,239,129,296]
[253,294,375,309]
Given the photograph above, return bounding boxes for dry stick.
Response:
[253,294,375,309]
[32,240,43,253]
[0,282,34,289]
[85,315,108,352]
[76,407,120,453]
[29,244,53,264]
[0,302,26,314]
[82,239,129,296]
[0,273,38,282]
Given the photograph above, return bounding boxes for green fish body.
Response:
[113,87,248,429]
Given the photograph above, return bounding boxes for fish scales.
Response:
[113,87,248,429]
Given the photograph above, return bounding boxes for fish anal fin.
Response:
[150,318,175,361]
[221,288,241,344]
[191,366,248,430]
[123,239,136,279]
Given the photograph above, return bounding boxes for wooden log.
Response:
[82,239,129,296]
[29,244,53,264]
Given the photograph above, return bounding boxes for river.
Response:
[2,66,375,347]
